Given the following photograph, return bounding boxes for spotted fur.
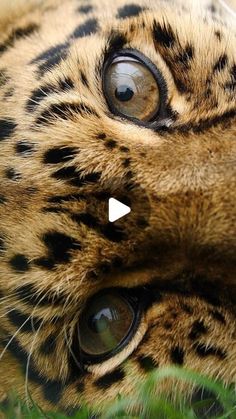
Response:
[0,0,235,414]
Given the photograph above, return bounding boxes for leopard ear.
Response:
[0,0,41,36]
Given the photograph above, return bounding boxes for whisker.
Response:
[63,326,84,373]
[0,301,45,362]
[24,318,44,408]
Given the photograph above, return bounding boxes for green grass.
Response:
[1,367,236,418]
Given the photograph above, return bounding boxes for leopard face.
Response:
[0,0,235,414]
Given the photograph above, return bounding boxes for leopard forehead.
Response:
[0,0,235,414]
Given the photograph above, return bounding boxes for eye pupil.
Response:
[115,85,134,102]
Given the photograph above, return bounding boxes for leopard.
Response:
[0,0,235,415]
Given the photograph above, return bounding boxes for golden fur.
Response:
[0,0,235,414]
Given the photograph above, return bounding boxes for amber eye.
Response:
[103,51,165,122]
[78,290,140,361]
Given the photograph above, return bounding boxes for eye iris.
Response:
[115,85,134,102]
[78,293,135,357]
[103,54,161,122]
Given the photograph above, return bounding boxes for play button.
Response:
[108,198,131,222]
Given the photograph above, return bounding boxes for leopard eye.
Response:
[103,51,166,122]
[78,290,140,361]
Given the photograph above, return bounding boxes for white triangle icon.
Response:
[108,198,131,223]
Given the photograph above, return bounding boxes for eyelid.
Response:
[112,56,139,64]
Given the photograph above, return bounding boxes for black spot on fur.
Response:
[231,64,236,80]
[44,146,77,164]
[10,254,30,272]
[16,283,65,306]
[138,355,157,372]
[2,335,38,383]
[35,102,98,125]
[225,81,236,92]
[97,132,106,140]
[32,42,69,76]
[42,379,65,404]
[153,21,176,48]
[225,64,236,91]
[76,381,85,393]
[103,32,127,67]
[8,309,42,332]
[40,334,57,355]
[42,231,81,263]
[164,321,172,330]
[189,320,208,340]
[4,87,14,98]
[117,4,144,19]
[15,141,34,156]
[174,78,189,94]
[34,257,55,270]
[95,367,125,389]
[80,71,89,87]
[0,24,39,56]
[125,170,133,180]
[33,42,68,64]
[209,310,226,324]
[123,158,131,168]
[175,109,236,136]
[26,361,65,404]
[26,84,55,111]
[58,77,74,90]
[170,346,184,365]
[5,168,21,181]
[33,365,69,406]
[101,223,127,242]
[0,69,9,87]
[194,343,226,359]
[214,30,222,41]
[72,213,99,229]
[0,44,7,54]
[76,171,100,187]
[105,139,117,149]
[0,119,17,141]
[77,5,93,14]
[213,54,228,73]
[26,187,38,195]
[208,3,217,14]
[0,195,6,204]
[120,146,130,152]
[10,24,39,40]
[52,166,101,187]
[42,206,70,214]
[0,236,5,252]
[72,18,98,39]
[48,193,86,204]
[177,44,194,66]
[52,165,77,181]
